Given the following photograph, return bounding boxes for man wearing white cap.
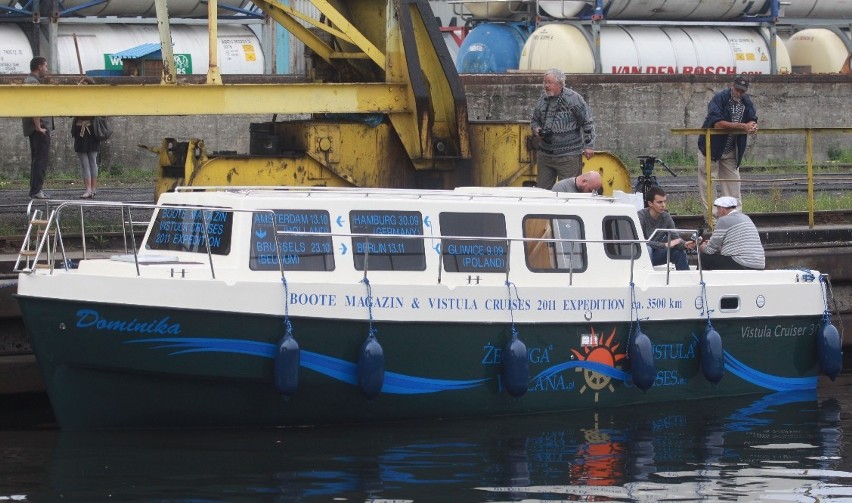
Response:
[696,74,758,216]
[698,196,764,270]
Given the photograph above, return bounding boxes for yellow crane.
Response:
[1,0,631,196]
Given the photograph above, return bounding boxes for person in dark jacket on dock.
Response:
[22,56,52,200]
[697,74,758,215]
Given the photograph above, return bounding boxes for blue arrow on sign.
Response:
[433,243,441,254]
[255,229,267,239]
[424,216,431,227]
[340,243,348,254]
[336,216,345,227]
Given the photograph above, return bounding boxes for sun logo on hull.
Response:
[571,327,626,402]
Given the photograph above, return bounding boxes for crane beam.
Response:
[0,83,411,117]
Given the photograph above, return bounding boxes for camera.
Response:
[540,128,554,141]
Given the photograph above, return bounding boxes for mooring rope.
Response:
[699,279,714,331]
[820,274,833,323]
[361,277,377,337]
[628,281,643,348]
[505,280,521,340]
[280,276,293,338]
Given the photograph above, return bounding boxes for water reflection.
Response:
[2,389,850,501]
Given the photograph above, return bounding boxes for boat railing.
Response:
[18,200,702,287]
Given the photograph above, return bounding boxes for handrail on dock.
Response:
[670,127,852,229]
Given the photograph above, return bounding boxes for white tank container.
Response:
[519,24,792,74]
[463,1,525,18]
[537,1,588,18]
[786,28,851,73]
[0,25,34,74]
[55,24,264,75]
[537,0,852,19]
[781,0,852,18]
[59,0,251,18]
[538,0,765,19]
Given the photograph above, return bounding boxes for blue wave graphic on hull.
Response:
[126,337,816,394]
[126,337,487,395]
[723,352,816,391]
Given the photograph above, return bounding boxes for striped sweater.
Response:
[530,87,596,156]
[703,210,765,269]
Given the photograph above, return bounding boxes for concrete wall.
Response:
[462,74,851,165]
[1,74,849,179]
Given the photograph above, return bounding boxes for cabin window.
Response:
[349,210,426,271]
[602,217,642,260]
[249,210,334,271]
[147,206,232,255]
[439,213,508,273]
[523,215,587,272]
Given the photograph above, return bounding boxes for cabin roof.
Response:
[167,185,613,206]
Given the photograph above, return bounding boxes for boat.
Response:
[14,186,842,430]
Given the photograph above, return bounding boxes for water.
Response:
[2,378,852,502]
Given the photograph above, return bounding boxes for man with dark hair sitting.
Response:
[637,187,689,270]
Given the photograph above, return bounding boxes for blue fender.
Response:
[503,336,529,398]
[274,334,300,396]
[628,328,655,391]
[357,334,385,399]
[700,326,725,385]
[818,321,842,381]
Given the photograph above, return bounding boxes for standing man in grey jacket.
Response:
[531,68,596,189]
[698,196,765,270]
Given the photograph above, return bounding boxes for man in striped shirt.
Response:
[698,196,765,270]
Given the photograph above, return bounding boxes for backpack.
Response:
[92,117,113,141]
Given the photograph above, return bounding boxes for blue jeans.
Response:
[650,246,689,271]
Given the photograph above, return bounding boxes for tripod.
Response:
[635,155,677,207]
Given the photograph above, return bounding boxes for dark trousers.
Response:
[650,247,689,270]
[700,252,753,270]
[28,131,50,197]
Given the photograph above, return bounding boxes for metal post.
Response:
[47,1,58,73]
[207,0,222,84]
[769,23,778,75]
[705,131,713,227]
[154,0,177,85]
[806,129,814,229]
[592,22,602,74]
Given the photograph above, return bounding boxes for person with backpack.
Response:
[71,77,100,198]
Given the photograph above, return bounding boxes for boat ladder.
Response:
[14,208,61,273]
